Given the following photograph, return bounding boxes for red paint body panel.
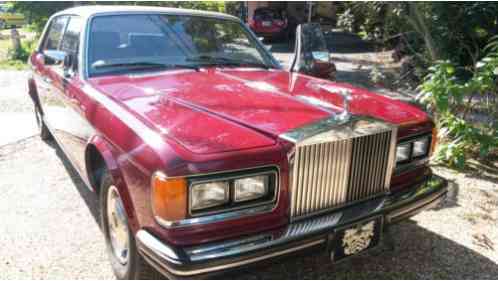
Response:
[88,68,429,155]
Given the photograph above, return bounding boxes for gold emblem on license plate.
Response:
[342,221,375,255]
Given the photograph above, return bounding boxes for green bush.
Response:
[417,56,498,168]
[7,39,36,62]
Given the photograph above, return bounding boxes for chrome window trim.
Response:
[152,165,280,229]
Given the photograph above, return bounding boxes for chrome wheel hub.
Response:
[107,185,130,265]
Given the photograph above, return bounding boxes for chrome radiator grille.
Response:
[289,126,396,219]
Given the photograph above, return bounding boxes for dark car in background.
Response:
[249,7,291,41]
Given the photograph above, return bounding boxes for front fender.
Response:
[86,135,140,231]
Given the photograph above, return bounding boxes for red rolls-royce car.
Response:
[28,6,447,279]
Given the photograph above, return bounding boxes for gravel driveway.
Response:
[1,69,497,279]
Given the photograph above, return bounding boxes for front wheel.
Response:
[100,172,162,280]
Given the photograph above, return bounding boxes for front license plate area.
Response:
[330,216,383,262]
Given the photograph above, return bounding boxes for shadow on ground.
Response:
[221,218,498,279]
[47,139,102,229]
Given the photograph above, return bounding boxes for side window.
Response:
[43,16,69,51]
[60,16,82,55]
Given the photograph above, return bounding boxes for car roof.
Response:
[54,5,239,21]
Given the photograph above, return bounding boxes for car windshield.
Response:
[88,14,276,77]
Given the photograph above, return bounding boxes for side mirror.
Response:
[289,23,336,80]
[43,50,74,78]
[43,50,67,65]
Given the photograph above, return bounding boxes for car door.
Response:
[49,15,95,173]
[33,15,69,139]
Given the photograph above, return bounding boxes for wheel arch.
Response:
[85,135,139,231]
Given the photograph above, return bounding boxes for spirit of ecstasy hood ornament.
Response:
[335,89,352,122]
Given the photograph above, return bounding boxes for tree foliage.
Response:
[417,54,498,168]
[9,1,229,33]
[339,2,498,68]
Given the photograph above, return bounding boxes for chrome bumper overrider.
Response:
[136,174,447,278]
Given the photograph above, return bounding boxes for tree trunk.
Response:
[406,3,439,61]
[10,28,21,55]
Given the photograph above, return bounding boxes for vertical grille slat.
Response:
[290,129,396,219]
[325,142,335,207]
[318,144,327,209]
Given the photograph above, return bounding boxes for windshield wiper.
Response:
[187,55,271,70]
[92,61,200,71]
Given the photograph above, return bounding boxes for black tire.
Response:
[99,172,163,280]
[34,107,53,141]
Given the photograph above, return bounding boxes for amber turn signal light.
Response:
[151,172,187,222]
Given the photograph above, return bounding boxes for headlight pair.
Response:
[190,173,275,214]
[396,135,431,164]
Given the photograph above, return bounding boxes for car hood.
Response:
[88,68,428,154]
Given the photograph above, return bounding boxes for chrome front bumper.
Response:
[136,174,448,278]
